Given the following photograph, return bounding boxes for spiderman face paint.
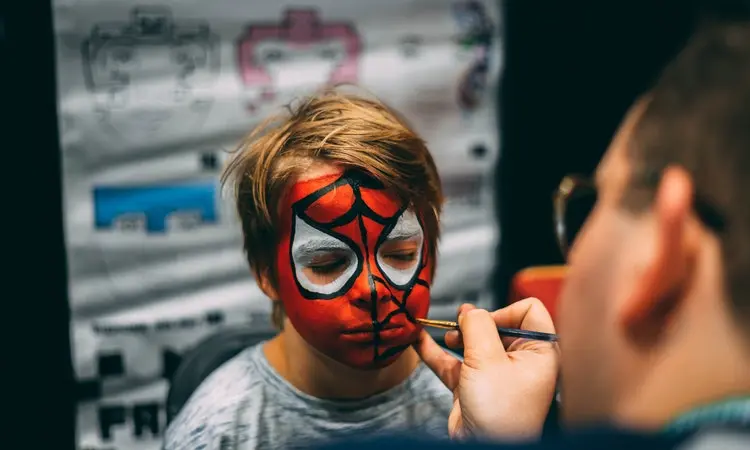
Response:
[276,169,432,370]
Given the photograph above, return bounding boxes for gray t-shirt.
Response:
[163,343,453,449]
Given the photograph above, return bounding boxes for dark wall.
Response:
[494,0,698,303]
[5,0,75,448]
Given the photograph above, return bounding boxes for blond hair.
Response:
[221,89,443,328]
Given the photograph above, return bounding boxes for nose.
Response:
[350,269,391,312]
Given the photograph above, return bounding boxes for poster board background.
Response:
[51,1,503,448]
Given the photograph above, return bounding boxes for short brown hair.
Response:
[221,89,443,328]
[624,22,750,327]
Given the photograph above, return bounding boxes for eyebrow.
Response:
[385,228,422,241]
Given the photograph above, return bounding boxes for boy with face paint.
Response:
[164,91,452,450]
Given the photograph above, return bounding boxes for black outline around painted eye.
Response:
[374,210,424,289]
[289,214,363,300]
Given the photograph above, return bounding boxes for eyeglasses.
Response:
[553,175,597,259]
[553,171,727,260]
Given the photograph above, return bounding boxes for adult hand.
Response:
[415,298,559,441]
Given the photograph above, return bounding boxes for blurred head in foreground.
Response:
[557,22,750,428]
[222,88,443,372]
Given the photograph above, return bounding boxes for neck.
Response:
[264,325,420,399]
[614,294,750,429]
[615,359,750,430]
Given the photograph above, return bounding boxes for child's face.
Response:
[275,166,432,370]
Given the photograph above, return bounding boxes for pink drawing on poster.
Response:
[236,9,361,103]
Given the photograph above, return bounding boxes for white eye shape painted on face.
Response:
[291,215,359,296]
[376,210,424,288]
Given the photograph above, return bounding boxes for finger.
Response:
[444,330,463,349]
[457,303,477,317]
[458,308,506,364]
[413,330,461,391]
[442,304,476,349]
[491,297,556,334]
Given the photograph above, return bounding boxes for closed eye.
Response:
[309,257,348,275]
[381,250,419,271]
[303,256,350,286]
[384,251,418,262]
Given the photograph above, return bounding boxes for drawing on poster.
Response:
[81,6,220,140]
[236,9,361,111]
[92,311,226,336]
[452,0,495,111]
[79,347,182,394]
[98,401,165,441]
[399,35,422,58]
[92,180,218,234]
[443,171,487,208]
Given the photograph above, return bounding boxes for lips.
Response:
[339,321,411,343]
[342,322,402,335]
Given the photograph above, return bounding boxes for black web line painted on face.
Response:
[290,169,431,363]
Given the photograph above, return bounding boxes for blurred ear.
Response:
[256,269,286,330]
[619,166,698,342]
[256,269,279,301]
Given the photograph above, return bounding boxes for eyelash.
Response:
[384,251,418,262]
[309,258,348,275]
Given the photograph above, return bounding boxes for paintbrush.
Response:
[416,317,558,342]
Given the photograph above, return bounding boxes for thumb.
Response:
[459,308,506,367]
[414,330,462,391]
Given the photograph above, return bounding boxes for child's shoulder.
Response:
[195,343,264,395]
[163,344,265,449]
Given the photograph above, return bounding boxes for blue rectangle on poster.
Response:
[93,181,218,233]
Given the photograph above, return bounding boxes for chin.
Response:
[356,352,404,370]
[329,344,411,371]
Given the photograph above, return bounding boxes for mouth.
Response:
[342,322,403,335]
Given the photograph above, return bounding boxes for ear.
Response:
[620,166,698,337]
[256,269,279,301]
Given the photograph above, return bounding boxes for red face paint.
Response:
[275,169,432,369]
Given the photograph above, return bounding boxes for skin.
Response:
[260,161,432,399]
[417,101,750,439]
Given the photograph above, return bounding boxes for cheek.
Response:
[274,242,370,339]
[284,298,351,333]
[559,208,642,350]
[275,246,341,325]
[559,212,618,333]
[404,279,431,318]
